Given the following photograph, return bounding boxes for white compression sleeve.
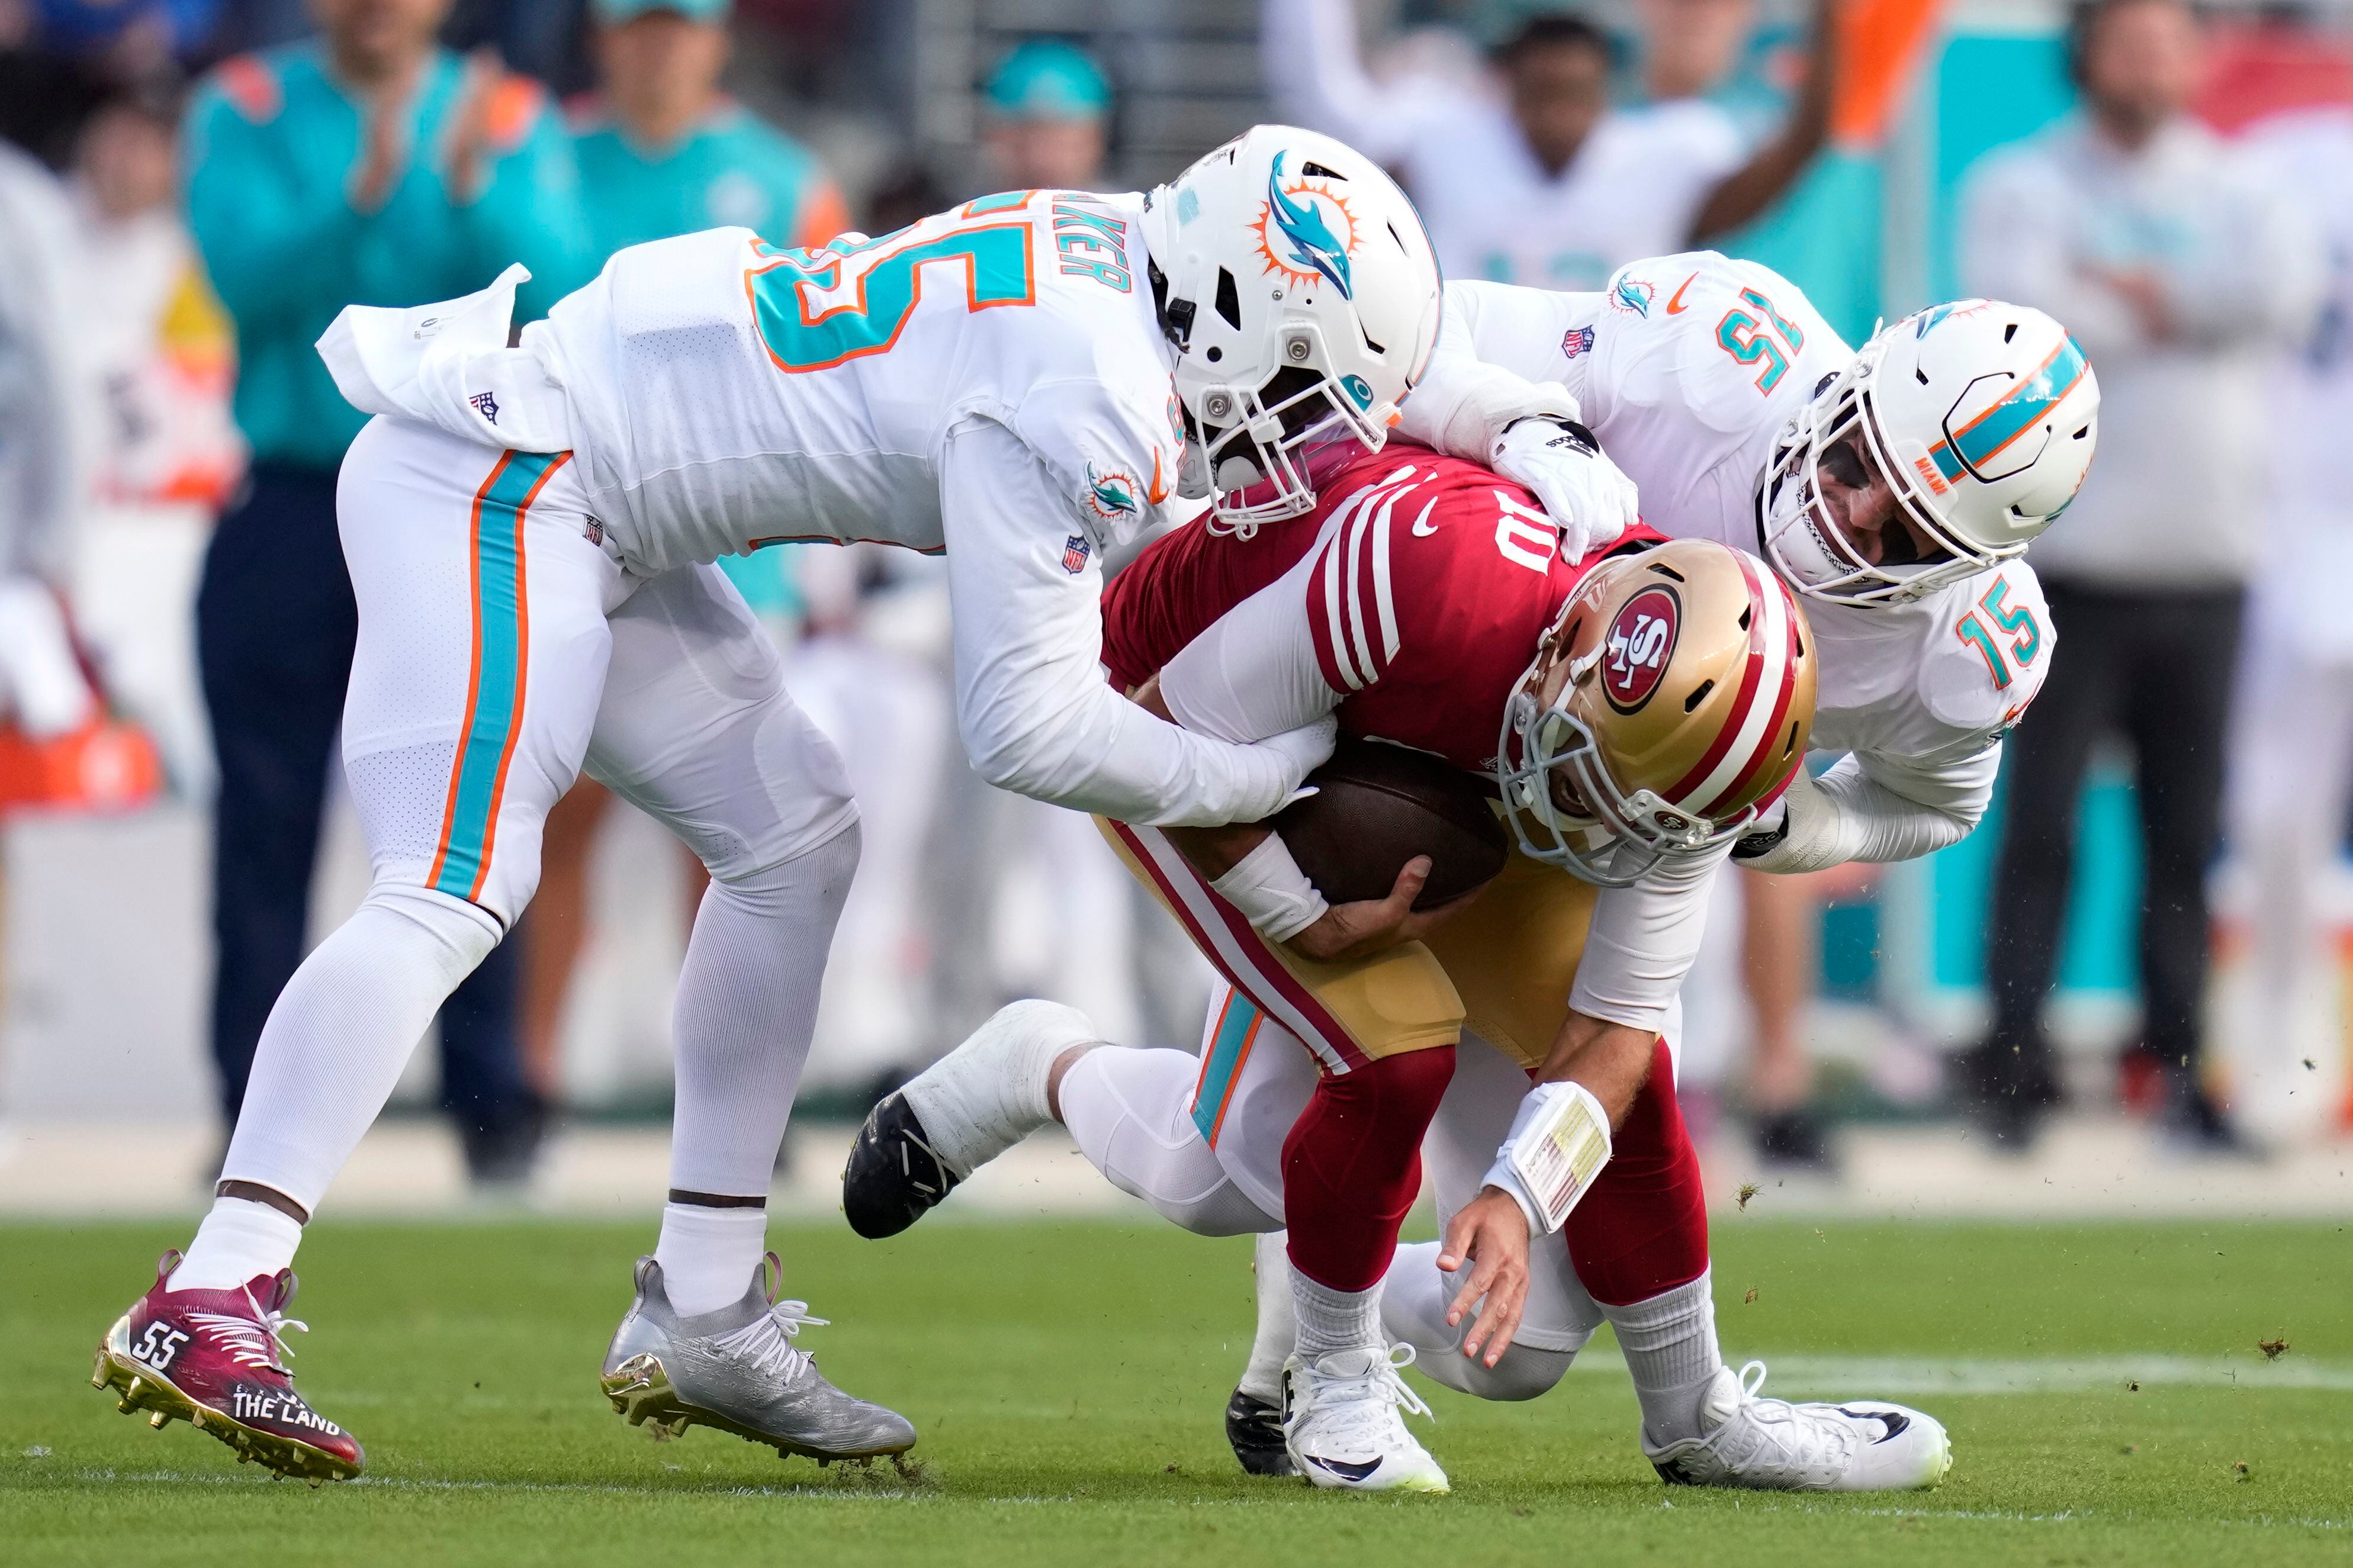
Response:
[1397,281,1599,459]
[941,419,1332,826]
[1159,542,1341,745]
[1743,747,1995,872]
[1570,840,1730,1033]
[666,821,859,1197]
[221,883,503,1213]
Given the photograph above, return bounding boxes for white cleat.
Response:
[1644,1360,1952,1492]
[1282,1344,1450,1493]
[842,1000,1096,1238]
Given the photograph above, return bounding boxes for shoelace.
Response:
[1287,1344,1434,1445]
[1698,1360,1857,1472]
[709,1299,828,1381]
[186,1284,309,1374]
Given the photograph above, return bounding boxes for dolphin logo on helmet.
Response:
[1263,153,1355,298]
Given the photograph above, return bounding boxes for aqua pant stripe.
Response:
[1190,990,1264,1147]
[427,450,568,904]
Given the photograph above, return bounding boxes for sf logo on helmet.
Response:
[1603,587,1680,713]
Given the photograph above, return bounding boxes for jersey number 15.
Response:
[745,209,1037,373]
[1715,288,1806,395]
[1955,577,2042,691]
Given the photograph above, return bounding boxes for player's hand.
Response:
[1282,855,1481,963]
[349,87,407,214]
[1492,416,1640,561]
[1438,1186,1532,1366]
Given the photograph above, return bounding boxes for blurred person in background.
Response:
[2222,93,2353,1148]
[1262,0,1834,288]
[184,0,596,1185]
[921,35,1217,1065]
[0,137,101,755]
[65,79,243,797]
[981,36,1110,191]
[520,0,848,1105]
[1959,0,2320,1152]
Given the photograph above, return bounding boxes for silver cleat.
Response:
[599,1254,915,1463]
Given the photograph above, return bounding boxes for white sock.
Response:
[654,1203,769,1318]
[667,828,856,1197]
[1239,1229,1297,1400]
[169,1196,305,1293]
[906,997,1096,1176]
[1292,1265,1383,1361]
[1602,1270,1723,1445]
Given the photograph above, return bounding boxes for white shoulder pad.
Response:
[1590,253,1850,437]
[1916,561,2054,751]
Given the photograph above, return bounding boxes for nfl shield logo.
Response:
[1563,326,1595,359]
[1062,535,1092,574]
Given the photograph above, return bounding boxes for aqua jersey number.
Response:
[747,220,1036,374]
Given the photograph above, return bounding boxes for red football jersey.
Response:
[1101,447,1644,773]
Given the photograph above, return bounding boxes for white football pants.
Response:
[1057,981,1611,1382]
[220,417,859,1210]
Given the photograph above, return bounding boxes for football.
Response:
[1270,736,1510,909]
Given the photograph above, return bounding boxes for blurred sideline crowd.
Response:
[4,0,2352,1193]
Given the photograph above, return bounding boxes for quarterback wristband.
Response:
[1481,1080,1613,1235]
[1210,832,1329,942]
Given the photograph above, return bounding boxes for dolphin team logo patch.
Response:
[1602,586,1680,713]
[1085,463,1139,521]
[1609,277,1655,318]
[1253,152,1358,298]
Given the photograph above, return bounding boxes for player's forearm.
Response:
[963,670,1325,826]
[1687,0,1834,244]
[1736,753,1982,872]
[1531,1010,1658,1129]
[1569,843,1726,1031]
[1397,295,1584,462]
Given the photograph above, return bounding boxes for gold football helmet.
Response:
[1496,539,1818,886]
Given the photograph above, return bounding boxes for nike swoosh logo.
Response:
[1840,1407,1912,1443]
[1665,272,1698,314]
[1145,448,1169,506]
[1409,498,1439,536]
[1304,1454,1383,1482]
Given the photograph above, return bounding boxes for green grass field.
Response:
[8,1214,2351,1565]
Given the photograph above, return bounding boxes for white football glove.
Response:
[1730,765,1844,874]
[1491,416,1640,563]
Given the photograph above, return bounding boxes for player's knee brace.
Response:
[1058,1046,1279,1237]
[1282,1046,1455,1291]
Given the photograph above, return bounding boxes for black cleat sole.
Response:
[841,1092,963,1239]
[1225,1385,1296,1477]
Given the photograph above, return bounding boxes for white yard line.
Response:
[1562,1352,2353,1393]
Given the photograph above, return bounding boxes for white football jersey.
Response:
[1446,252,2051,769]
[526,191,1185,577]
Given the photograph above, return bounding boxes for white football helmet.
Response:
[1137,125,1443,532]
[1760,300,2100,604]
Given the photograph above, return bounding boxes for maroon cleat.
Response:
[92,1251,363,1484]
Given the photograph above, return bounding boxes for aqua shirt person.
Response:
[184,44,597,471]
[569,0,847,260]
[981,37,1112,191]
[571,0,844,613]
